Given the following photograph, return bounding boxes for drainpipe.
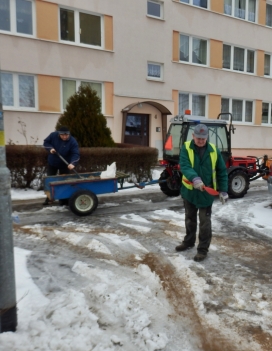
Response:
[0,67,17,333]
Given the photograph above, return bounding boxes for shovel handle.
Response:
[55,151,82,179]
[183,179,219,196]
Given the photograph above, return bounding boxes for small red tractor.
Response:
[159,111,270,198]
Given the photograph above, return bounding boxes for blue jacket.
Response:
[43,132,80,168]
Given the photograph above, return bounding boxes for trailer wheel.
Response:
[228,170,249,198]
[159,170,181,197]
[69,190,98,216]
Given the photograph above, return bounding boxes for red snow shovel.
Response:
[183,179,219,196]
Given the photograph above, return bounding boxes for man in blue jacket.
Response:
[175,124,228,262]
[43,126,80,205]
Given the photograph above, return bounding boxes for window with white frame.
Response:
[221,98,253,122]
[180,0,208,9]
[266,2,272,27]
[262,102,272,124]
[0,72,36,109]
[224,0,256,22]
[147,62,163,80]
[62,79,103,110]
[60,7,102,47]
[0,0,34,35]
[264,54,271,76]
[180,34,207,65]
[223,44,255,73]
[179,92,206,116]
[147,1,163,19]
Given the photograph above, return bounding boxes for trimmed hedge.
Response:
[6,144,158,189]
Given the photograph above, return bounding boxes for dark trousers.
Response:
[47,164,70,176]
[183,199,212,254]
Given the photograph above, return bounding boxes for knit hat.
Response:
[58,126,70,135]
[193,124,208,139]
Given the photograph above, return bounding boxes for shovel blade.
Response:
[203,186,219,196]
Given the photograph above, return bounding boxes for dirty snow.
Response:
[2,173,272,350]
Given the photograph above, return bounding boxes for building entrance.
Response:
[124,113,149,146]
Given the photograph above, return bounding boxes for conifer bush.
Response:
[56,85,115,147]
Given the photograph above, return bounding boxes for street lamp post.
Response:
[0,69,17,332]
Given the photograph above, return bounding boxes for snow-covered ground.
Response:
[1,172,272,351]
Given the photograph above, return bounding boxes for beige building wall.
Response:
[208,95,221,119]
[1,0,272,157]
[210,40,223,69]
[259,0,267,26]
[36,1,58,41]
[210,0,224,14]
[256,50,265,77]
[38,76,60,112]
[255,100,263,125]
[172,90,179,116]
[172,31,180,62]
[104,16,113,51]
[104,82,114,116]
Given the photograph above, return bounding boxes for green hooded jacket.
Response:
[180,140,228,208]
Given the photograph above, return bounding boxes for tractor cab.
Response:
[158,111,263,199]
[163,112,232,167]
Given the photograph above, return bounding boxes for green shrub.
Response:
[56,85,115,147]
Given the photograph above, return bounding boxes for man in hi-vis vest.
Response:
[176,124,228,262]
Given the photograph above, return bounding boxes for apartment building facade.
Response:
[1,0,272,157]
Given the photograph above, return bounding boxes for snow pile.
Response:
[0,249,169,351]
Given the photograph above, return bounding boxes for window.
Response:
[247,50,254,73]
[262,102,272,124]
[147,62,163,80]
[265,54,271,76]
[223,45,231,69]
[233,47,245,71]
[223,44,255,73]
[180,0,208,9]
[180,34,207,65]
[62,79,103,110]
[60,8,102,47]
[224,0,256,22]
[147,1,163,19]
[0,0,34,35]
[266,3,272,27]
[221,98,253,122]
[1,72,36,109]
[179,92,206,116]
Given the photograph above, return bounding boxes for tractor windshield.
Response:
[163,121,229,164]
[187,124,228,153]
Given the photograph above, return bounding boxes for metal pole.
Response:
[0,67,17,332]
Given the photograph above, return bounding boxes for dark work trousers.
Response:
[183,198,212,254]
[46,164,71,176]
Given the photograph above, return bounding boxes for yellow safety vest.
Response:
[182,141,217,190]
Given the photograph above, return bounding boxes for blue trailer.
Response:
[43,171,130,216]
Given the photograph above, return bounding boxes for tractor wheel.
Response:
[69,190,98,216]
[228,170,249,198]
[159,170,181,197]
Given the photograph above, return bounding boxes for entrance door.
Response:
[124,114,149,146]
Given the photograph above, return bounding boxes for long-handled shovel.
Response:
[56,151,83,179]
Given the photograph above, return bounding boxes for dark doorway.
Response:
[124,114,149,146]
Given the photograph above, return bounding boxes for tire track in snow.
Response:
[141,253,258,351]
